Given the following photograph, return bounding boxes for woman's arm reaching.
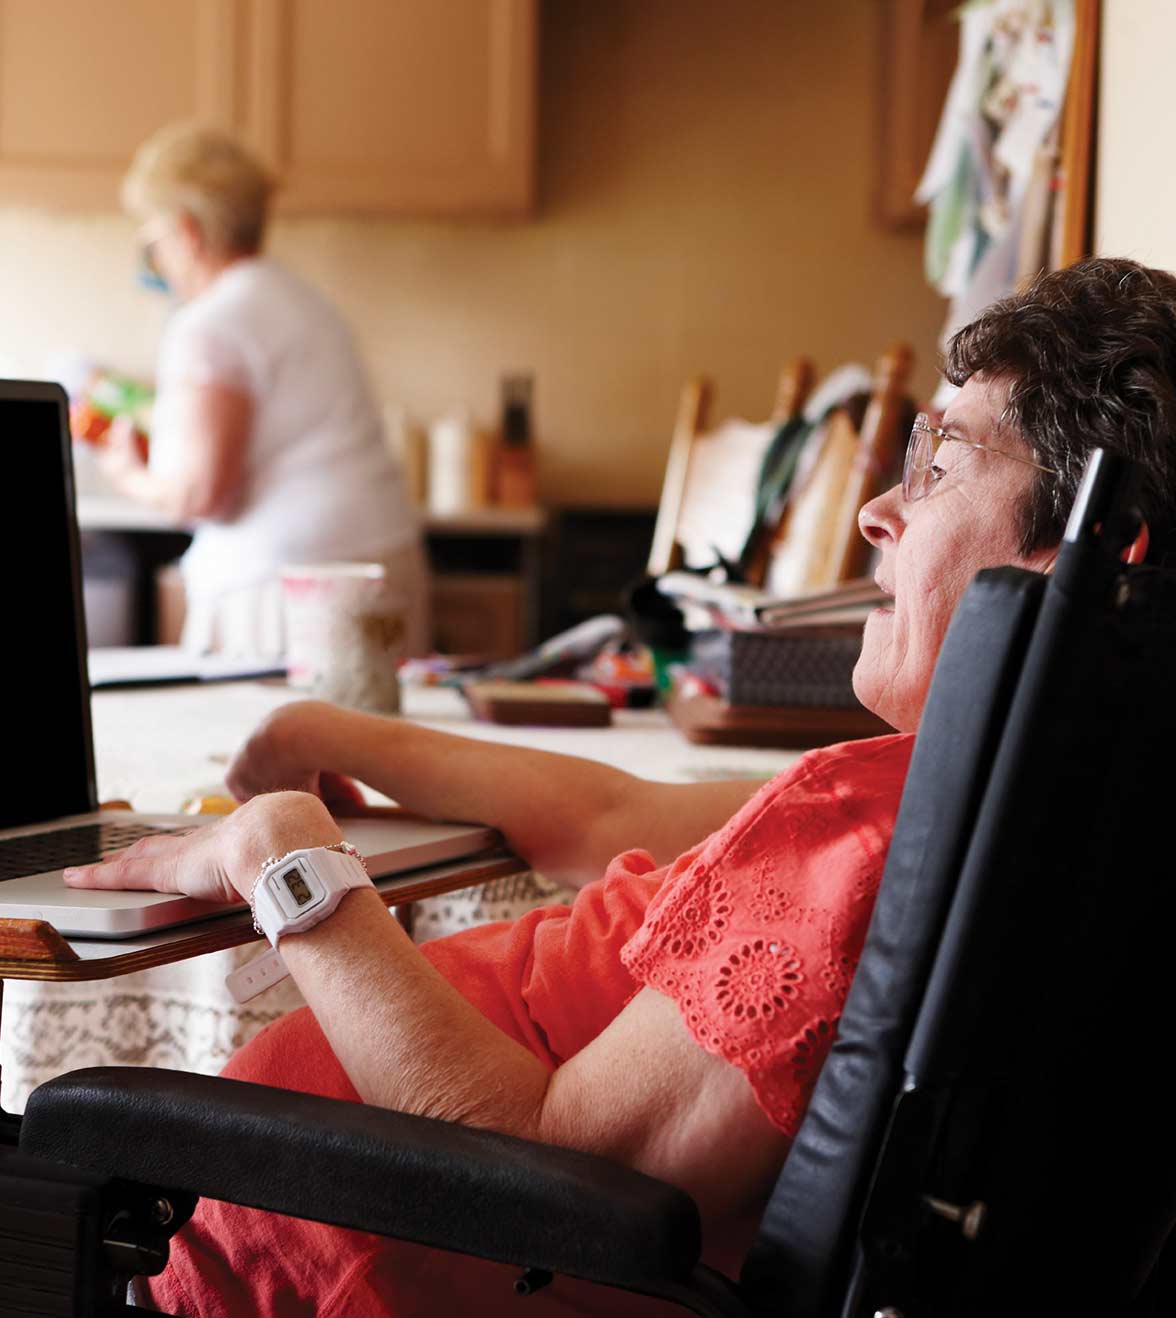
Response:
[98,383,250,521]
[227,701,765,887]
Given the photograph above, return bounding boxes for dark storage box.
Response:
[690,625,864,708]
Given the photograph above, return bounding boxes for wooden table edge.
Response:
[0,853,528,982]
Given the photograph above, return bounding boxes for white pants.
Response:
[180,539,432,659]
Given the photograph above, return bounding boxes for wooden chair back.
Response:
[764,343,913,598]
[646,358,815,580]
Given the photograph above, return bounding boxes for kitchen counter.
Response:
[75,461,549,651]
[75,489,547,538]
[77,492,188,533]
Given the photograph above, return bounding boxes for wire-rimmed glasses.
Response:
[902,412,1057,502]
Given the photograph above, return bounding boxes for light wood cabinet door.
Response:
[0,0,240,208]
[245,0,536,215]
[0,0,535,216]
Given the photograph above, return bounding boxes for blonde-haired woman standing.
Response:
[103,121,427,657]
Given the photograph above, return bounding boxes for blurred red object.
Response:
[70,400,112,445]
[576,643,658,708]
[672,669,720,701]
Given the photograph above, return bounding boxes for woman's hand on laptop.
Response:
[63,792,343,905]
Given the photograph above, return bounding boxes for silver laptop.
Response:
[0,379,498,939]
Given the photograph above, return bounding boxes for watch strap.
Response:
[225,946,290,1004]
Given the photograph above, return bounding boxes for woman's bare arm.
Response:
[228,701,764,885]
[99,382,251,521]
[291,889,789,1228]
[66,792,790,1228]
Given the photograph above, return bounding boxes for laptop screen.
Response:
[0,382,96,828]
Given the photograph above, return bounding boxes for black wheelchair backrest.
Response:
[746,452,1176,1317]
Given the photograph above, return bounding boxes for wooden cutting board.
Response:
[667,690,890,748]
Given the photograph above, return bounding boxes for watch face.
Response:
[281,866,314,907]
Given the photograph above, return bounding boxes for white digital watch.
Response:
[226,843,373,1005]
[250,843,373,947]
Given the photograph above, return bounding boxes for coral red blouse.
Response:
[146,732,914,1317]
[621,731,914,1137]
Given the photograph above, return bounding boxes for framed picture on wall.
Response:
[1052,0,1099,266]
[873,0,960,231]
[875,0,1099,260]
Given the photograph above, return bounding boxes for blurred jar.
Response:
[427,414,491,514]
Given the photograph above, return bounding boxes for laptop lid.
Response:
[0,380,97,829]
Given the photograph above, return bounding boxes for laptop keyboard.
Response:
[0,821,167,883]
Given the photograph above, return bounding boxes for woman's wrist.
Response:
[225,791,344,900]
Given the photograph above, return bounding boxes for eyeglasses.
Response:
[902,412,1057,502]
[140,238,163,277]
[137,218,176,273]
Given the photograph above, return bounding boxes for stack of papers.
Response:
[88,646,286,690]
[657,574,885,631]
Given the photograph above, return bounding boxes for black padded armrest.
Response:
[20,1067,702,1292]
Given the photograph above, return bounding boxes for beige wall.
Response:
[1095,0,1176,269]
[0,0,945,508]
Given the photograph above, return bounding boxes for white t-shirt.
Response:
[150,257,416,602]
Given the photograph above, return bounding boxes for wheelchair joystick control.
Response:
[514,1267,554,1297]
[151,1197,175,1226]
[923,1194,987,1241]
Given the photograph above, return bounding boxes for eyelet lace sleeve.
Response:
[621,733,913,1137]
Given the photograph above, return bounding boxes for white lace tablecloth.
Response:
[0,682,797,1111]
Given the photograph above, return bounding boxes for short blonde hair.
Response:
[121,122,275,254]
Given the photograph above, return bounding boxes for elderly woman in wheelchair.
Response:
[62,258,1176,1316]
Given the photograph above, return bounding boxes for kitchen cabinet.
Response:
[248,0,536,215]
[0,0,536,215]
[540,507,657,638]
[0,0,241,209]
[425,507,547,659]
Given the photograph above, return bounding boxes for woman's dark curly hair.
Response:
[945,257,1176,560]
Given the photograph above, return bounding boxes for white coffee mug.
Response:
[281,562,406,713]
